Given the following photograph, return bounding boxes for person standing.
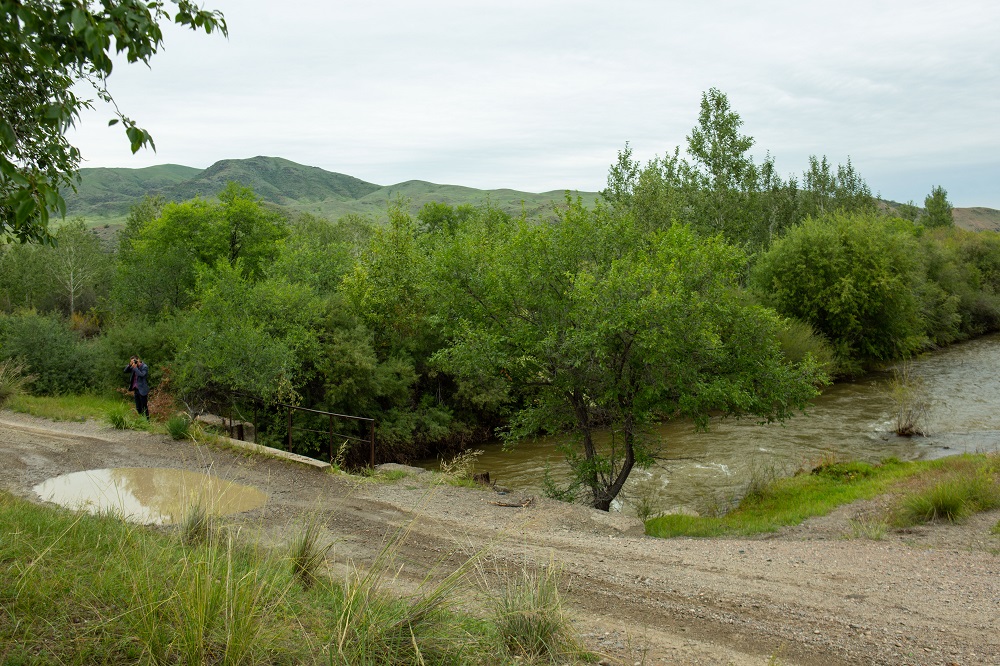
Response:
[124,355,150,418]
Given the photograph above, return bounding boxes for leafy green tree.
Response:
[799,156,876,219]
[923,185,953,228]
[0,0,225,242]
[751,212,926,366]
[112,183,287,316]
[272,212,373,295]
[171,264,321,410]
[432,200,823,511]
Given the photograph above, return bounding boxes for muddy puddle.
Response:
[32,467,268,525]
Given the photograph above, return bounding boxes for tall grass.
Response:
[288,517,330,588]
[1,490,584,664]
[0,359,35,408]
[646,454,1000,538]
[481,559,581,662]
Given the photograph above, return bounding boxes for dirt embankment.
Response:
[2,411,999,665]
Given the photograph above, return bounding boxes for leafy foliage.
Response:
[432,199,824,510]
[0,0,225,242]
[924,185,954,228]
[751,212,926,365]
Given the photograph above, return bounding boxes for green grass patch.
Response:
[5,392,123,422]
[105,401,149,430]
[0,491,585,664]
[646,455,999,538]
[897,468,1000,525]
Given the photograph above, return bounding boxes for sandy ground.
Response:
[2,411,999,666]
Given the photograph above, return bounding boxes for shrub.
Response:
[752,212,926,366]
[775,317,838,375]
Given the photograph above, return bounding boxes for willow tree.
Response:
[431,200,824,511]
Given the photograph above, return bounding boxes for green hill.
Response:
[63,156,598,226]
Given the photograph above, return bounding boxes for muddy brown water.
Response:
[420,334,1000,514]
[32,468,268,525]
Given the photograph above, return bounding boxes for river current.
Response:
[420,334,1000,514]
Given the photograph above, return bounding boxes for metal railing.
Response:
[222,393,376,469]
[283,403,375,468]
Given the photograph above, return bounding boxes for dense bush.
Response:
[751,212,925,368]
[0,311,106,395]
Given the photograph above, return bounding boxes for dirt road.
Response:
[2,411,998,665]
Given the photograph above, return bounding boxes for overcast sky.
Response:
[69,0,1000,207]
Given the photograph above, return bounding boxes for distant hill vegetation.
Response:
[65,156,999,232]
[64,156,599,225]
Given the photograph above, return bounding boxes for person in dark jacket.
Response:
[124,355,150,418]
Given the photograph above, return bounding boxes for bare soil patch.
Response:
[2,411,998,665]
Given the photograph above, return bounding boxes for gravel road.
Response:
[2,411,998,665]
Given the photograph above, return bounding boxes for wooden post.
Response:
[369,420,375,468]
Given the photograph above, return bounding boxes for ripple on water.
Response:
[32,468,268,525]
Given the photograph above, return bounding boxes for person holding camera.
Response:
[124,355,150,418]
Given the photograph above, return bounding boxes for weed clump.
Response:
[105,402,146,430]
[898,471,1000,525]
[0,359,34,408]
[166,414,191,440]
[288,519,330,588]
[482,560,582,662]
[812,461,877,482]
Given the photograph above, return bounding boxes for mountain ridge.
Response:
[64,156,999,233]
[65,156,598,224]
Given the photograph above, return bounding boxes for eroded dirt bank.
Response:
[2,411,998,665]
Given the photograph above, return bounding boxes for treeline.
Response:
[1,89,998,509]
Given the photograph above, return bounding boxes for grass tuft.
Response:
[105,402,147,430]
[166,414,191,440]
[897,470,1000,525]
[846,517,888,540]
[0,359,35,408]
[288,518,330,588]
[180,501,212,547]
[483,559,582,662]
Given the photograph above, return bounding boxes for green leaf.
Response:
[0,122,15,148]
[15,196,36,225]
[108,118,120,126]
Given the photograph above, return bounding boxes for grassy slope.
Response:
[64,156,600,227]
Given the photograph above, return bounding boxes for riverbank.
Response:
[2,410,999,665]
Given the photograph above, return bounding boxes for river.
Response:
[420,334,1000,514]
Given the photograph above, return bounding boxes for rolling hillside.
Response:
[64,156,598,225]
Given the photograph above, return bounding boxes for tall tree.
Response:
[433,200,823,511]
[924,185,954,228]
[0,0,225,242]
[46,219,112,314]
